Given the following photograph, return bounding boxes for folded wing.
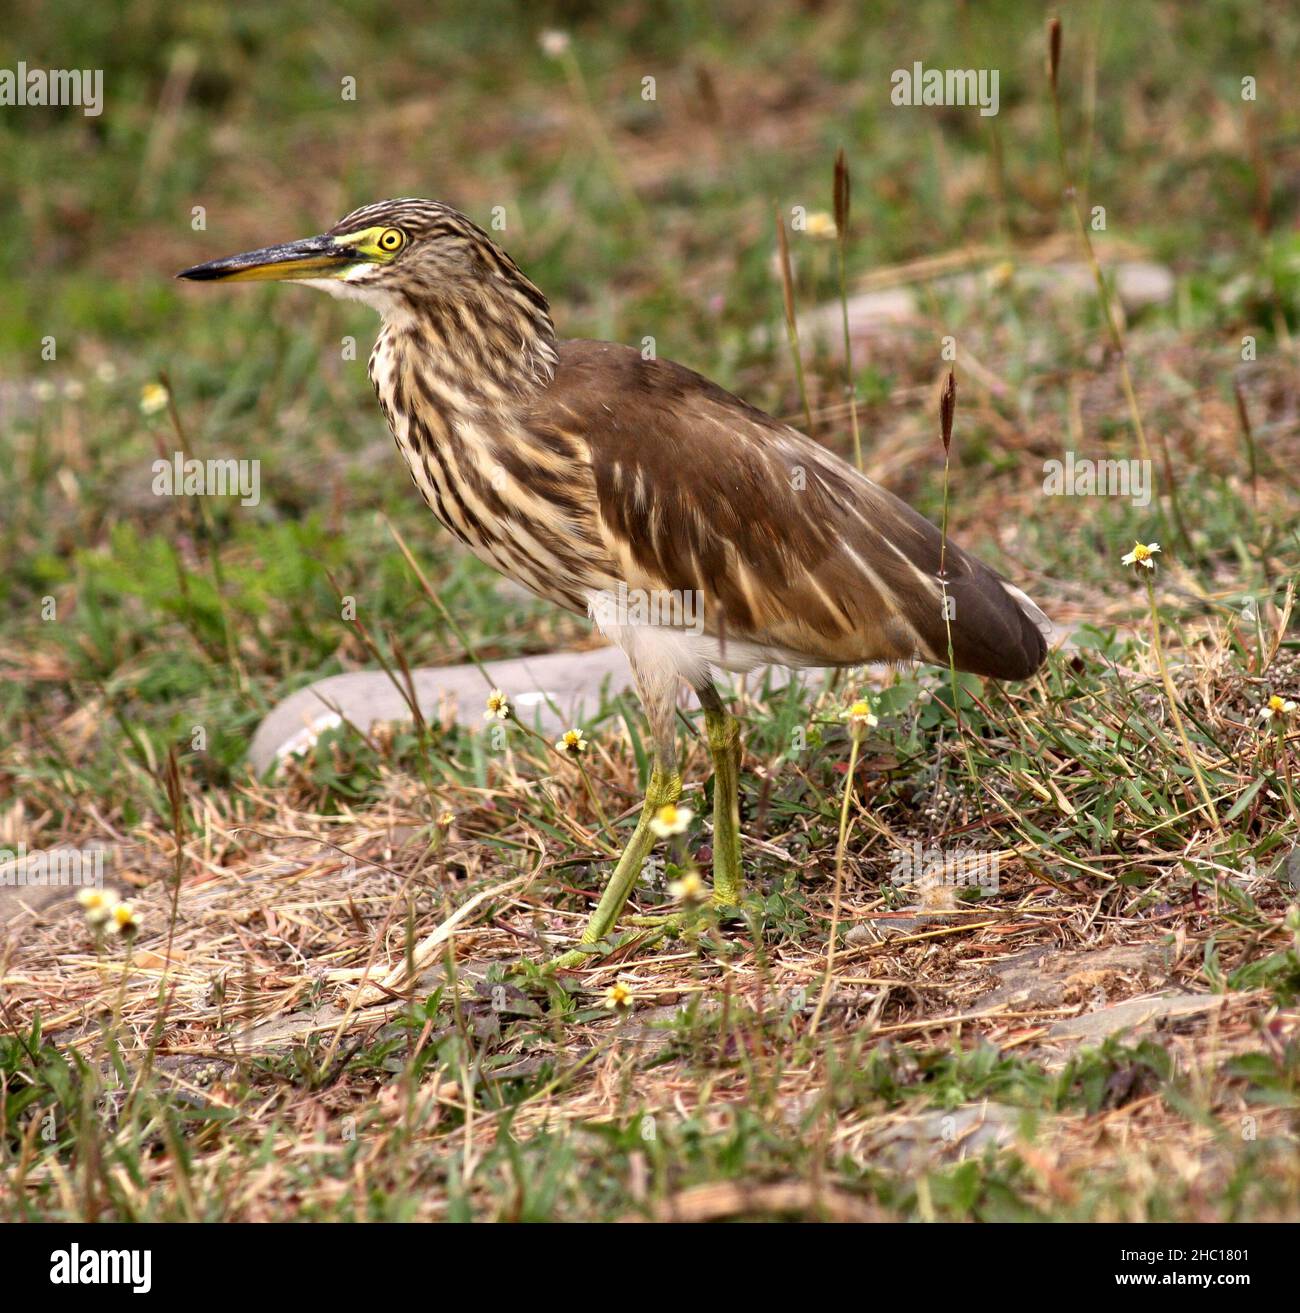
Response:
[533,341,1049,680]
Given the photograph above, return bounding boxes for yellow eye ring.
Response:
[377,228,405,253]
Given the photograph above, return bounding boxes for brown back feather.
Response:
[532,341,1046,680]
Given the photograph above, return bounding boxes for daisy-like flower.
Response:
[649,803,693,838]
[77,887,119,925]
[436,810,455,828]
[483,688,511,721]
[105,901,141,936]
[1122,541,1161,570]
[556,728,589,757]
[668,870,706,903]
[1259,694,1297,723]
[139,382,169,416]
[989,260,1016,290]
[603,980,636,1011]
[841,699,879,730]
[803,211,838,240]
[539,29,571,58]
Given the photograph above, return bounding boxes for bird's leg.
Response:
[546,761,681,969]
[546,656,681,971]
[695,682,743,907]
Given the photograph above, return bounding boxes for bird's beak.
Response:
[177,233,357,283]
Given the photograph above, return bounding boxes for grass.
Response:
[2,0,1299,1221]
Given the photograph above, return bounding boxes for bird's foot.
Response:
[543,893,746,974]
[632,899,748,955]
[627,887,744,928]
[543,925,659,973]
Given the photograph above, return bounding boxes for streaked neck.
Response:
[382,272,558,412]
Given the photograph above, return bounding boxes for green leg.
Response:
[546,652,682,972]
[547,763,681,971]
[697,683,743,908]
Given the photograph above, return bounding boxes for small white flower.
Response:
[556,728,588,757]
[668,871,706,903]
[841,699,878,730]
[649,803,693,838]
[105,901,142,936]
[804,211,837,240]
[77,887,119,925]
[603,980,635,1011]
[483,688,511,721]
[539,29,571,58]
[1122,541,1161,570]
[139,382,169,416]
[1259,694,1297,723]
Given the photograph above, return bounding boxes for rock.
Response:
[249,645,639,775]
[867,1101,1022,1171]
[972,941,1172,1011]
[1046,992,1224,1042]
[0,880,75,929]
[969,941,1222,1046]
[249,610,1075,778]
[795,259,1175,354]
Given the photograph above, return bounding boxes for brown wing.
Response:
[530,340,1048,680]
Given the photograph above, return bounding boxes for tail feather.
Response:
[898,546,1050,682]
[944,570,1050,680]
[847,476,1050,683]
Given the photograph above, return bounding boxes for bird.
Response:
[179,198,1051,970]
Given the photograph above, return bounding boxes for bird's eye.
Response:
[377,228,405,253]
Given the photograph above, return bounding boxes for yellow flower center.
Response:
[671,872,705,901]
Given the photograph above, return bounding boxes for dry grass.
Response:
[5,601,1299,1219]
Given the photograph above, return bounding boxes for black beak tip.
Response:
[177,263,217,281]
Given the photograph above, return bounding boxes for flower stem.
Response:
[1145,576,1221,833]
[809,730,862,1035]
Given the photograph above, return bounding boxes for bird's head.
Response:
[177,198,541,321]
